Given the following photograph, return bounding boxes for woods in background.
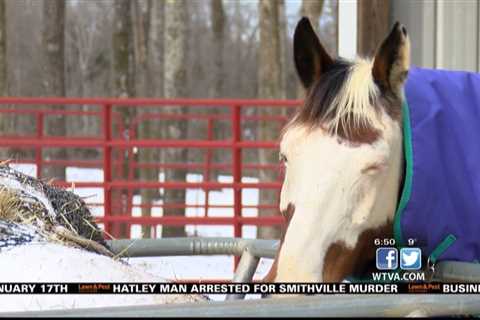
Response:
[0,0,337,239]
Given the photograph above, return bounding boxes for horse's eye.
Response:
[279,153,287,163]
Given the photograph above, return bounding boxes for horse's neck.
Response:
[322,222,393,281]
[267,212,395,283]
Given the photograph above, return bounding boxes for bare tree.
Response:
[358,0,390,56]
[65,1,111,162]
[111,0,134,238]
[210,0,225,98]
[132,0,148,98]
[112,0,134,99]
[228,1,258,99]
[296,0,325,99]
[0,0,343,242]
[136,0,164,239]
[300,0,324,33]
[257,0,282,240]
[162,0,188,238]
[42,0,66,181]
[146,0,164,169]
[1,1,42,163]
[0,0,6,160]
[0,0,5,98]
[278,0,287,99]
[132,0,160,238]
[66,2,112,99]
[147,0,163,98]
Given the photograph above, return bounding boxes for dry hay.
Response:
[0,164,113,257]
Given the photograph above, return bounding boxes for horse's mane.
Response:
[291,58,381,141]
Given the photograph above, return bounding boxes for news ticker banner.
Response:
[1,283,480,294]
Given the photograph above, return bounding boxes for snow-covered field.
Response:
[9,163,274,301]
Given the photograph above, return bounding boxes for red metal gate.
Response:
[0,97,301,239]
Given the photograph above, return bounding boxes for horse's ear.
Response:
[294,17,334,89]
[372,22,410,95]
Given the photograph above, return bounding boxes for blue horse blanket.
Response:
[394,67,480,265]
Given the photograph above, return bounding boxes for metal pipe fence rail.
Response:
[2,295,479,317]
[107,237,278,259]
[0,98,301,242]
[107,237,278,301]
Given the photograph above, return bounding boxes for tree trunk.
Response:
[162,0,188,238]
[300,0,324,33]
[146,0,164,173]
[112,0,134,238]
[133,0,159,238]
[113,0,134,99]
[298,0,324,99]
[257,0,282,240]
[42,0,66,182]
[210,0,224,99]
[147,0,163,98]
[278,0,287,100]
[0,0,5,97]
[0,0,7,161]
[4,1,41,162]
[64,2,106,165]
[208,0,226,183]
[132,0,148,98]
[357,0,391,57]
[233,1,242,95]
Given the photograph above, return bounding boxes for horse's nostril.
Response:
[401,25,407,36]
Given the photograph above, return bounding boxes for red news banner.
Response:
[0,283,478,294]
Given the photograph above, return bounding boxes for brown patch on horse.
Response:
[262,203,295,283]
[329,122,381,146]
[340,96,402,147]
[322,221,393,282]
[330,93,403,146]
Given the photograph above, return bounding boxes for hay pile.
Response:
[0,164,112,256]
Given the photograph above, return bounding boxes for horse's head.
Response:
[272,18,410,283]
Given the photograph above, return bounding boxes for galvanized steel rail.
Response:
[107,237,279,259]
[107,237,279,301]
[2,294,480,317]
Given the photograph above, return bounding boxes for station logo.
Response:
[400,247,422,270]
[376,247,398,270]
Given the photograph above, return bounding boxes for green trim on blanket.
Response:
[429,234,457,265]
[394,100,414,247]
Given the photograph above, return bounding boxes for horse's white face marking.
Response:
[276,108,403,282]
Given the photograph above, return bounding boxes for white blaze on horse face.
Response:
[276,109,403,282]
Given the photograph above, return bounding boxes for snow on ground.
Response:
[0,243,204,311]
[9,163,274,300]
[125,255,274,301]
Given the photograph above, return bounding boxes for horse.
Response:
[264,17,412,283]
[0,164,205,312]
[267,16,480,285]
